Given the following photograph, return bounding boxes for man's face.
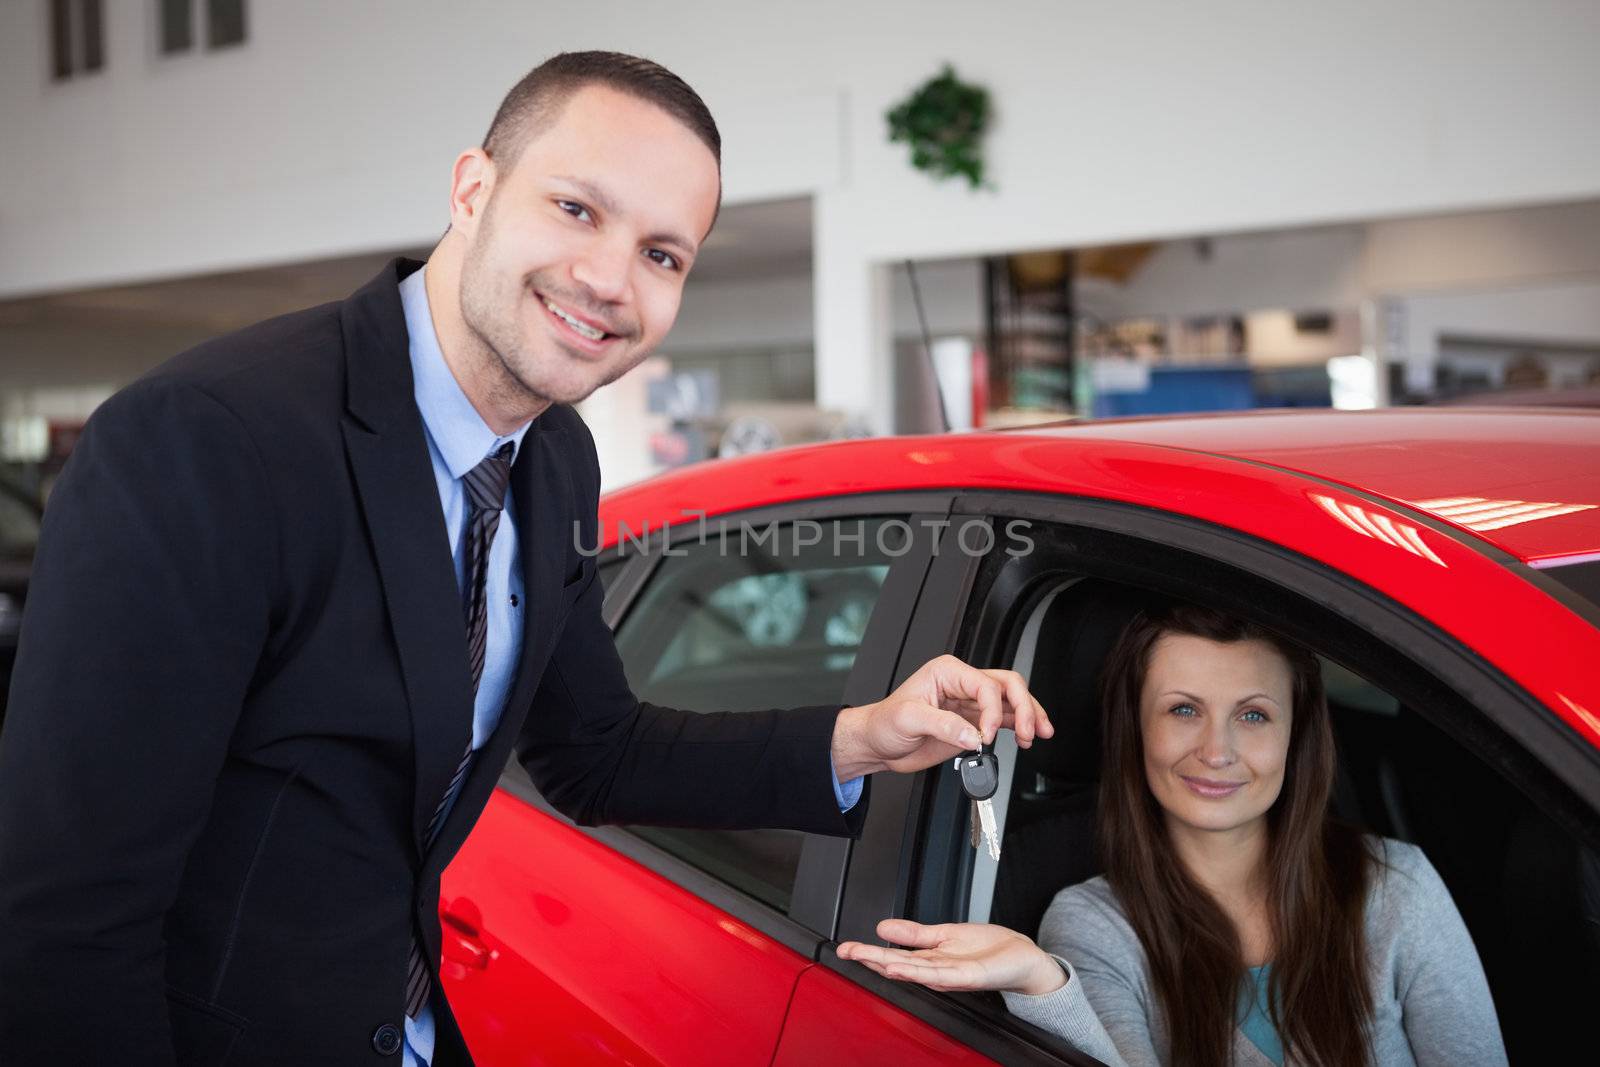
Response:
[459,84,720,406]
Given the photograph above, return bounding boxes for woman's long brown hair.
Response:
[1097,603,1373,1067]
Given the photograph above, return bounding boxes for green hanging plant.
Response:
[886,64,993,190]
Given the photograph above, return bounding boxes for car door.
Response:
[776,516,1099,1067]
[442,499,953,1065]
[811,493,1600,1066]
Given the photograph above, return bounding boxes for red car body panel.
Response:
[1045,409,1600,563]
[773,964,999,1066]
[442,793,808,1066]
[446,409,1600,1063]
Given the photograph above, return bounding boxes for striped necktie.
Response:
[405,441,515,1020]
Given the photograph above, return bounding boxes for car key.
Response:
[958,743,1002,861]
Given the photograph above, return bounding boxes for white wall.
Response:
[1402,281,1600,351]
[5,0,1600,428]
[1064,200,1600,324]
[664,275,815,353]
[1361,203,1600,390]
[1392,280,1600,391]
[1093,227,1367,321]
[1362,199,1600,294]
[666,259,984,354]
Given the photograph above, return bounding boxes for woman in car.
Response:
[839,603,1506,1067]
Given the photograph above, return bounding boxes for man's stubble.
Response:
[457,203,651,415]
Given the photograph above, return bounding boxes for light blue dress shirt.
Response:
[396,266,859,1066]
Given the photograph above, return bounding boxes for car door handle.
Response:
[441,901,494,970]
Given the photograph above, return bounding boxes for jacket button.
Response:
[371,1023,402,1055]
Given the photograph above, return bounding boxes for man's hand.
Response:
[830,654,1053,781]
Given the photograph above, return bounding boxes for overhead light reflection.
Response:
[1557,694,1600,740]
[1309,492,1446,566]
[1411,496,1596,532]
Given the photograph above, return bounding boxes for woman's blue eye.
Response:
[1169,703,1198,718]
[645,248,681,271]
[1240,708,1268,723]
[557,200,592,222]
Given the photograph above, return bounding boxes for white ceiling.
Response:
[691,196,813,282]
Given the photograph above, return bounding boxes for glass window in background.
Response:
[160,0,247,54]
[49,0,104,80]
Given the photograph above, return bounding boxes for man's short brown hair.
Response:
[483,51,722,175]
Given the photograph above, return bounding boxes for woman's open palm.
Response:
[837,918,1065,996]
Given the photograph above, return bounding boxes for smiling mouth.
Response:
[1180,776,1248,799]
[538,293,615,344]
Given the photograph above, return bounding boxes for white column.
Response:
[813,190,896,436]
[1359,298,1392,408]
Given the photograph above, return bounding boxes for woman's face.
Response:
[1139,632,1294,837]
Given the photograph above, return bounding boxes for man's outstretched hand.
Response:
[830,655,1053,782]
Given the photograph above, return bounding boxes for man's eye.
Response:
[645,248,681,271]
[557,200,592,223]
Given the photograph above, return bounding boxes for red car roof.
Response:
[604,409,1599,565]
[1033,408,1600,564]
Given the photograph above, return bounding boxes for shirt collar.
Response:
[399,265,533,479]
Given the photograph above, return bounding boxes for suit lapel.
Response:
[340,259,476,862]
[502,425,574,720]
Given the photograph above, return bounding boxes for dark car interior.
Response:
[983,574,1600,1065]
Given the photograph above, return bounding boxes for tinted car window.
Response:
[612,517,903,911]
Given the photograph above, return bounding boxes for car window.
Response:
[611,517,904,911]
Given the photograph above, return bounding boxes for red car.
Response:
[441,409,1600,1066]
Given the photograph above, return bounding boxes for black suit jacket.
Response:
[0,260,867,1065]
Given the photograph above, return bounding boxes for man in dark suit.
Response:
[0,53,1050,1065]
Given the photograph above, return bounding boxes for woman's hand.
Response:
[837,918,1068,996]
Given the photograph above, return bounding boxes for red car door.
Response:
[442,787,809,1065]
[773,963,1002,1066]
[443,507,946,1064]
[773,517,1095,1067]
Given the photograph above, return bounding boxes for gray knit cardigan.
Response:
[1001,839,1507,1066]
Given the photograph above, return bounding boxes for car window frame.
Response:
[804,513,1093,1066]
[941,491,1600,821]
[819,492,1600,1067]
[496,491,957,959]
